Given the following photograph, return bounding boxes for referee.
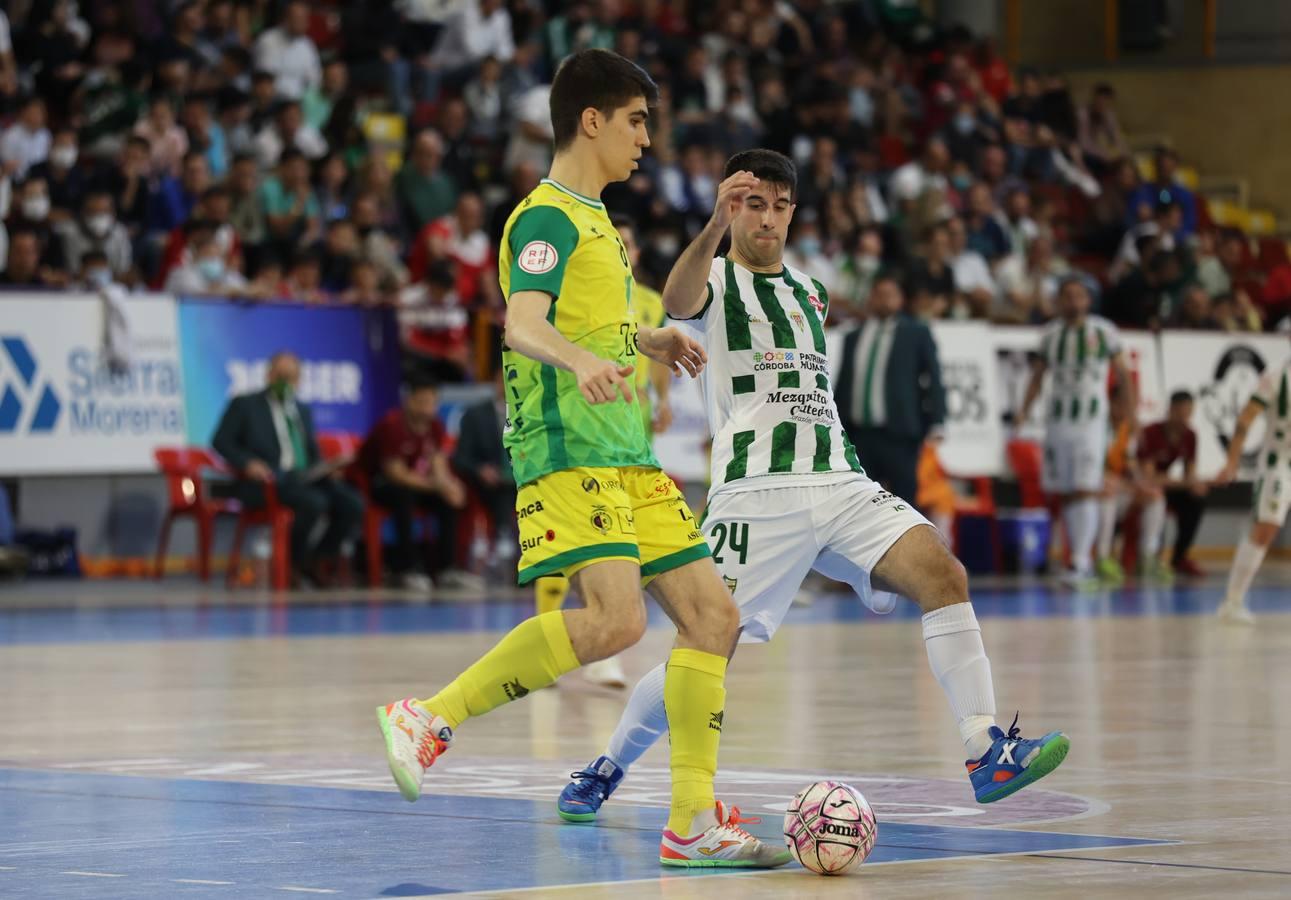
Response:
[836,274,946,503]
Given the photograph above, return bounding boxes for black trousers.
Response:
[461,474,517,537]
[371,479,458,576]
[236,475,363,568]
[1165,488,1205,563]
[846,426,922,504]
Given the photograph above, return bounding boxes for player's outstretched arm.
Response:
[661,170,759,319]
[636,325,706,378]
[1216,399,1263,484]
[505,290,634,404]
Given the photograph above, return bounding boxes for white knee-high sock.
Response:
[1096,496,1119,560]
[923,603,997,760]
[605,662,669,770]
[1223,534,1268,608]
[1064,498,1099,575]
[1140,495,1166,559]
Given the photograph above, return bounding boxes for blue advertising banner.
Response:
[178,300,400,444]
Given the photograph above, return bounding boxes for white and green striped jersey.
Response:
[1038,315,1122,427]
[677,256,864,499]
[1252,360,1291,462]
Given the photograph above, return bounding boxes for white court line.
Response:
[53,758,181,769]
[277,887,338,894]
[174,879,235,885]
[0,866,16,871]
[61,871,127,878]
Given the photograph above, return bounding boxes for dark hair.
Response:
[82,250,109,266]
[549,49,658,151]
[723,148,797,200]
[406,376,440,395]
[425,259,456,288]
[1170,389,1195,406]
[872,271,905,293]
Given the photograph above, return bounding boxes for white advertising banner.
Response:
[1159,330,1291,479]
[652,370,712,484]
[0,293,185,475]
[931,321,1004,476]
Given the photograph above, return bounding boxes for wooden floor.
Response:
[0,572,1288,898]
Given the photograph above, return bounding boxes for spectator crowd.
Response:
[3,0,1291,390]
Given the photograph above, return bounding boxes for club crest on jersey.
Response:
[518,241,559,274]
[791,312,805,331]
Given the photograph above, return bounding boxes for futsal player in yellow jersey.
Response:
[533,217,672,691]
[376,49,790,869]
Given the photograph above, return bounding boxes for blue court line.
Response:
[0,585,1287,645]
[0,769,1168,899]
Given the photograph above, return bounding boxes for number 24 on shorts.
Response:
[710,522,749,565]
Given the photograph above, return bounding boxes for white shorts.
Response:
[1254,465,1291,526]
[702,474,931,643]
[1042,425,1107,494]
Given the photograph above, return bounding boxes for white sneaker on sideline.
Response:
[400,572,433,593]
[584,656,628,689]
[437,569,486,591]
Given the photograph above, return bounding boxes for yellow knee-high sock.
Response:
[534,575,570,615]
[420,611,580,729]
[663,647,728,835]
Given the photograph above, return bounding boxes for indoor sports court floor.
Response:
[1,571,1289,899]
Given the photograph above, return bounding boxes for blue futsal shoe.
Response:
[967,714,1070,804]
[558,755,624,823]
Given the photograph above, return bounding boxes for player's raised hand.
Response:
[573,352,635,405]
[638,326,707,378]
[710,170,759,231]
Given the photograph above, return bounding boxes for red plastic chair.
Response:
[1006,439,1048,508]
[223,474,294,591]
[153,447,238,581]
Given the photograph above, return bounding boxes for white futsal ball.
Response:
[783,781,877,875]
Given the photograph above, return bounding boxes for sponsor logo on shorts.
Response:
[590,507,613,534]
[870,490,908,512]
[520,529,556,552]
[582,476,624,494]
[650,476,674,497]
[517,500,544,519]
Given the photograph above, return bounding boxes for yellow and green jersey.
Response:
[633,282,666,437]
[499,179,658,485]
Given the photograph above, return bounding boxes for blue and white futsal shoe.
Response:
[967,713,1070,804]
[557,755,624,822]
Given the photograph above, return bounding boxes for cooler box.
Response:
[998,509,1051,574]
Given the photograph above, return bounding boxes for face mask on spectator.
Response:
[269,379,293,401]
[86,213,114,237]
[796,236,821,257]
[951,173,973,191]
[22,195,50,221]
[51,145,78,169]
[86,267,113,289]
[856,255,880,275]
[198,257,226,282]
[953,113,976,135]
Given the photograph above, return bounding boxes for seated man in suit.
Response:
[358,377,479,592]
[452,369,517,563]
[835,274,947,504]
[212,350,363,584]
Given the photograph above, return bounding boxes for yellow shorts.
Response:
[516,465,710,585]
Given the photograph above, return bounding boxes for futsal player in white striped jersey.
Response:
[1020,280,1135,590]
[557,150,1070,821]
[1214,354,1291,624]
